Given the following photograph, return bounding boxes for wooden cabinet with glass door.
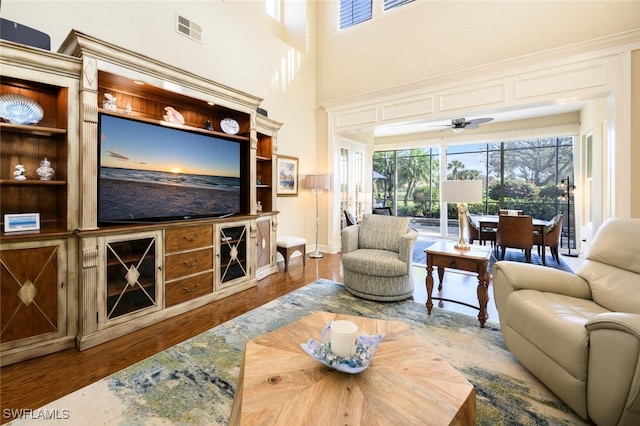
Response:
[218,221,250,287]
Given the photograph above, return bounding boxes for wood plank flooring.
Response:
[1,251,503,423]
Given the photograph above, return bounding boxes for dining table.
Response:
[470,215,552,265]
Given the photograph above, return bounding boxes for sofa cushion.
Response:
[504,289,609,381]
[358,214,410,253]
[578,218,640,313]
[578,260,640,314]
[342,249,408,277]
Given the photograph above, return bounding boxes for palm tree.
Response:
[447,160,465,180]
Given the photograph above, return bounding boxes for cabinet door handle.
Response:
[183,233,200,242]
[183,258,200,267]
[183,283,200,293]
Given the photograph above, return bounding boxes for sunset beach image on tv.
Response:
[98,114,242,223]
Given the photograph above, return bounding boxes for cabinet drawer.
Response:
[431,254,486,274]
[165,248,213,281]
[165,271,213,307]
[165,225,213,253]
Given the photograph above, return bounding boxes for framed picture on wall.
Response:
[276,155,298,196]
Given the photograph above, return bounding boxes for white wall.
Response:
[316,0,640,102]
[1,0,319,245]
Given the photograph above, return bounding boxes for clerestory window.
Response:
[339,0,415,30]
[340,0,372,30]
[384,0,415,12]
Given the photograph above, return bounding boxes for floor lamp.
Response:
[306,174,330,259]
[441,180,483,251]
[558,176,578,257]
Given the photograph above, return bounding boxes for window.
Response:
[374,137,577,249]
[384,0,415,12]
[266,0,280,21]
[340,0,372,29]
[339,0,415,30]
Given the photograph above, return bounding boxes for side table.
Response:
[425,241,491,327]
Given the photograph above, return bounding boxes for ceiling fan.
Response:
[436,117,494,133]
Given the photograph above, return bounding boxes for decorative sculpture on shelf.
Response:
[102,93,117,111]
[13,163,26,180]
[163,106,185,124]
[36,157,55,180]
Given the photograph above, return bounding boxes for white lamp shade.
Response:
[306,174,330,190]
[441,180,483,204]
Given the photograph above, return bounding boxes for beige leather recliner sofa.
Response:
[493,217,640,426]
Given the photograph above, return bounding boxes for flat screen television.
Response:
[98,113,247,225]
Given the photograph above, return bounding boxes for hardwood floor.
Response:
[1,250,511,423]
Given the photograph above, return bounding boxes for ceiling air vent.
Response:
[176,15,202,43]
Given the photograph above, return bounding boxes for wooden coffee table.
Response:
[230,311,475,425]
[425,241,492,327]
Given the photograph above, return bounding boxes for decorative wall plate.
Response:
[0,94,44,125]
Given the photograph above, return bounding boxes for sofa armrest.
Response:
[341,224,360,254]
[585,313,640,426]
[398,228,418,265]
[586,312,640,335]
[494,260,592,296]
[493,261,592,313]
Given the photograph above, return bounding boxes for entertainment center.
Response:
[0,30,282,365]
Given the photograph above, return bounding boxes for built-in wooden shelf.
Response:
[99,109,250,142]
[0,122,67,136]
[0,179,66,185]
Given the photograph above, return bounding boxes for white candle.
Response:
[330,320,358,358]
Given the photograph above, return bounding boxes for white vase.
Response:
[37,157,55,180]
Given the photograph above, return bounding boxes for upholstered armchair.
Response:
[341,214,417,301]
[493,218,640,425]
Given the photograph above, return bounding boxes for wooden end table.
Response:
[425,241,492,327]
[230,311,476,425]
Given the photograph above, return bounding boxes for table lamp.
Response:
[441,180,483,251]
[306,174,331,258]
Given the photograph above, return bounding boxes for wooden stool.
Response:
[276,237,306,271]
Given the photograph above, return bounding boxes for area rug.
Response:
[21,280,587,425]
[412,237,574,273]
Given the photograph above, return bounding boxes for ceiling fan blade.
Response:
[464,123,480,129]
[425,123,453,128]
[466,117,493,126]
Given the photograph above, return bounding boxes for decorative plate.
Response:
[300,322,382,374]
[220,117,240,135]
[0,94,44,125]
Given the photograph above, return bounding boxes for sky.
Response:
[99,114,240,177]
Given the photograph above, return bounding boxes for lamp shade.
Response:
[306,174,330,190]
[441,180,483,204]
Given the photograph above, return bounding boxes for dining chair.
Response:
[496,215,534,262]
[343,210,357,226]
[372,207,392,215]
[467,214,496,247]
[533,213,563,264]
